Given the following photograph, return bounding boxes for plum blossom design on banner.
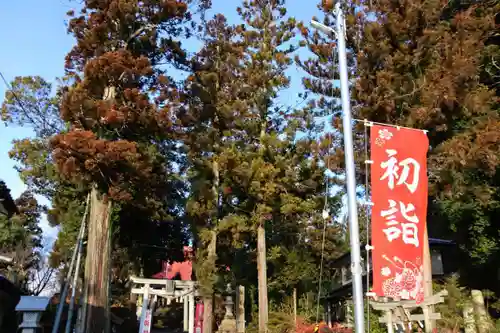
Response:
[375,128,393,147]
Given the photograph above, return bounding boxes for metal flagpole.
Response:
[336,3,365,332]
[311,2,365,332]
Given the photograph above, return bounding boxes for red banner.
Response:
[370,124,429,303]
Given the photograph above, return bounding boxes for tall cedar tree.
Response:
[183,14,250,333]
[227,0,345,331]
[51,1,191,331]
[354,0,500,291]
[236,1,297,331]
[2,75,188,304]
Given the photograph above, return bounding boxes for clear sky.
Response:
[0,0,322,245]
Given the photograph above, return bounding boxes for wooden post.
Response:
[293,288,297,329]
[422,226,434,333]
[257,225,268,333]
[184,296,189,332]
[463,301,476,333]
[386,310,394,333]
[236,286,246,333]
[471,290,492,333]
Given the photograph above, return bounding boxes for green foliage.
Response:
[182,1,347,313]
[246,303,295,333]
[434,275,476,331]
[6,0,496,327]
[0,189,44,294]
[1,75,89,268]
[1,75,66,138]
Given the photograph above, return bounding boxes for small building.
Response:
[323,238,458,326]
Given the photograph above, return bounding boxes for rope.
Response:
[315,212,328,324]
[314,37,337,324]
[315,154,330,324]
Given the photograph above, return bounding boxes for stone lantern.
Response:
[217,284,237,333]
[16,296,51,333]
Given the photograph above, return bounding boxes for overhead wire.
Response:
[314,34,338,325]
[0,71,31,116]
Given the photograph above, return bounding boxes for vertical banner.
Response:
[370,124,429,303]
[195,302,204,333]
[142,308,152,333]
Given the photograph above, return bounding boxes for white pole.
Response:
[184,297,189,332]
[189,294,195,333]
[335,2,365,332]
[310,4,365,331]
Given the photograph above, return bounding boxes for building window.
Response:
[431,249,444,275]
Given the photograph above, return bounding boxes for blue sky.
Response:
[0,1,325,245]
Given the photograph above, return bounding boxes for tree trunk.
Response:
[203,230,217,333]
[203,159,220,333]
[293,288,297,329]
[83,186,112,333]
[257,224,268,333]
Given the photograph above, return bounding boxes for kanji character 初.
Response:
[380,149,421,193]
[380,200,420,247]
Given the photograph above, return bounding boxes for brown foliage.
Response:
[355,1,497,132]
[51,130,152,201]
[65,0,188,72]
[50,0,192,206]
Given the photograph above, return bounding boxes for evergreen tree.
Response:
[354,0,500,291]
[1,75,88,269]
[185,2,347,331]
[223,0,344,330]
[0,186,44,294]
[183,13,249,333]
[2,0,195,329]
[296,0,367,175]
